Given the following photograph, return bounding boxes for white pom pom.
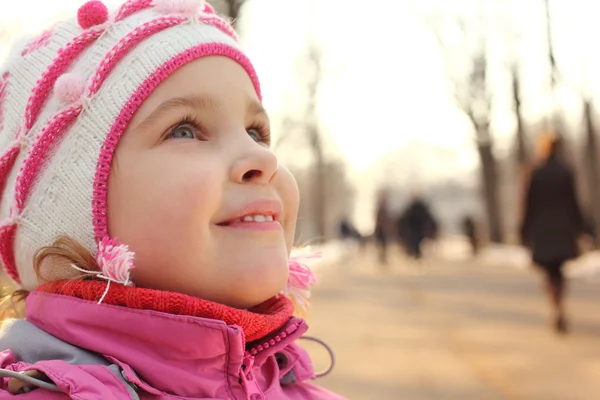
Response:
[154,0,205,15]
[54,73,85,105]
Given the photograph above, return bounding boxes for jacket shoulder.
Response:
[0,359,138,399]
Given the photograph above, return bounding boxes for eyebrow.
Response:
[134,94,268,131]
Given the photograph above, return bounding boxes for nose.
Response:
[230,142,279,185]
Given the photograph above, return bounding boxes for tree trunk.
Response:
[477,136,503,243]
[544,0,558,132]
[584,100,600,247]
[512,66,534,236]
[512,67,527,167]
[309,126,326,243]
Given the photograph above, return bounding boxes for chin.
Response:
[229,264,289,309]
[234,278,287,309]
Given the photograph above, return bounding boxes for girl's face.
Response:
[108,56,299,309]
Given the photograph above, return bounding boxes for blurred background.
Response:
[3,0,600,398]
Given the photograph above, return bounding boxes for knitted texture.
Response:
[38,280,294,342]
[0,0,259,290]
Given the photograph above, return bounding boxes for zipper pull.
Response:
[240,356,264,400]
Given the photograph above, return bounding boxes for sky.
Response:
[241,0,476,173]
[2,0,600,230]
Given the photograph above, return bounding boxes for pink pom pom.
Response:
[54,73,85,105]
[202,2,215,14]
[154,0,205,15]
[77,0,109,29]
[97,237,135,285]
[284,253,320,311]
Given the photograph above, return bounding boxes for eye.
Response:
[167,123,198,140]
[247,128,261,143]
[247,126,270,145]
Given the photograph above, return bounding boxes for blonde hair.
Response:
[0,236,100,320]
[535,131,558,162]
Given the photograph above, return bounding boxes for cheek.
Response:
[277,167,299,252]
[108,151,221,246]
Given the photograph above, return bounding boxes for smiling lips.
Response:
[218,199,282,231]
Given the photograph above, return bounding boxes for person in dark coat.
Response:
[398,194,438,260]
[520,134,584,334]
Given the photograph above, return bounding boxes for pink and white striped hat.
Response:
[0,0,261,290]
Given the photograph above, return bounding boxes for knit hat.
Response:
[0,0,261,290]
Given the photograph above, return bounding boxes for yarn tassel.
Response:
[283,252,321,311]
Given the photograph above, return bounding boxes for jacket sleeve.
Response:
[520,172,537,246]
[565,170,585,235]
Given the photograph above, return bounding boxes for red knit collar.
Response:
[37,280,294,342]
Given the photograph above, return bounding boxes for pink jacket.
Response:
[0,292,345,399]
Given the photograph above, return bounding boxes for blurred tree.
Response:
[426,9,503,243]
[582,100,600,246]
[566,18,600,248]
[510,63,534,237]
[275,41,328,243]
[544,0,560,132]
[291,160,355,244]
[564,11,600,248]
[303,44,327,244]
[543,0,600,247]
[511,64,528,169]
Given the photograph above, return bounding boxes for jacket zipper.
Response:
[239,354,264,400]
[238,321,301,400]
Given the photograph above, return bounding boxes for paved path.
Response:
[305,246,600,400]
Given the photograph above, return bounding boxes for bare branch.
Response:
[276,38,330,242]
[421,3,503,242]
[273,117,302,151]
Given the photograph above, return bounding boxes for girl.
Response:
[0,0,344,398]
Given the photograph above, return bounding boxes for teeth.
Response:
[235,214,275,223]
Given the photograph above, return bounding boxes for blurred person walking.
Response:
[462,215,479,257]
[339,217,363,245]
[398,193,438,262]
[374,189,394,268]
[520,133,585,334]
[338,217,365,263]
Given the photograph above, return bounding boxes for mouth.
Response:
[216,199,282,230]
[226,214,276,224]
